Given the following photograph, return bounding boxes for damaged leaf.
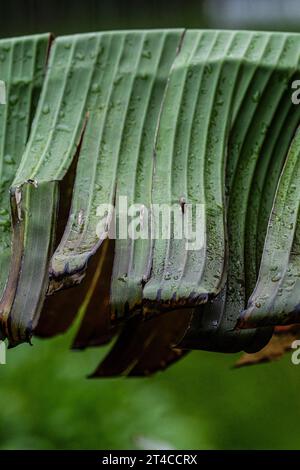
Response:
[2,30,300,377]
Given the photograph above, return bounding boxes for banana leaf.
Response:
[0,32,95,345]
[179,32,300,353]
[240,126,300,328]
[0,33,51,341]
[2,29,300,376]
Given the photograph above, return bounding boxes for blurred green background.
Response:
[1,328,300,450]
[1,0,300,450]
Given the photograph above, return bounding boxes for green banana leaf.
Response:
[1,29,300,377]
[240,126,300,328]
[0,33,51,341]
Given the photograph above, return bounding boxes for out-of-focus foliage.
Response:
[0,330,300,450]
